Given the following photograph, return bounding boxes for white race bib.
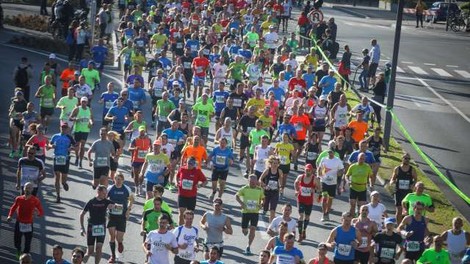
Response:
[182,179,194,190]
[96,157,108,167]
[246,200,258,210]
[359,236,368,248]
[43,98,54,107]
[159,115,167,122]
[406,241,420,252]
[55,155,67,165]
[105,101,114,109]
[398,180,410,190]
[92,224,105,236]
[110,204,123,215]
[19,223,32,233]
[380,247,395,259]
[307,152,317,160]
[280,156,288,165]
[138,150,147,159]
[215,155,226,166]
[300,186,312,196]
[337,244,352,256]
[267,180,278,190]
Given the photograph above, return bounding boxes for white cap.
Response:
[49,53,56,59]
[172,81,180,86]
[319,95,327,101]
[370,190,380,196]
[80,97,88,102]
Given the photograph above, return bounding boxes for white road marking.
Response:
[454,70,470,79]
[424,63,436,66]
[396,66,405,73]
[446,65,459,68]
[401,61,414,64]
[257,217,272,241]
[431,68,453,77]
[408,66,428,75]
[416,78,470,123]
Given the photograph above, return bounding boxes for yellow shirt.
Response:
[275,142,294,165]
[259,115,273,129]
[245,98,265,117]
[260,20,273,35]
[305,53,318,68]
[151,33,168,49]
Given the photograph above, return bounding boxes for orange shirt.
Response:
[181,145,208,169]
[348,120,368,143]
[131,136,152,163]
[290,114,311,140]
[192,57,210,77]
[60,68,76,89]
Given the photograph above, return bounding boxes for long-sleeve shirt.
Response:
[8,195,44,224]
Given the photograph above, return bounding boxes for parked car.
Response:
[427,2,461,23]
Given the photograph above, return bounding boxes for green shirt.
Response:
[73,106,91,133]
[288,40,299,53]
[81,68,100,90]
[249,129,269,154]
[39,85,55,108]
[245,32,259,48]
[228,62,246,81]
[156,100,175,121]
[402,193,433,216]
[192,102,215,128]
[417,248,451,264]
[237,185,265,214]
[143,199,172,214]
[316,150,340,167]
[346,163,372,192]
[56,96,78,121]
[142,209,173,232]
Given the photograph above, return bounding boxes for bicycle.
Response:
[449,12,468,32]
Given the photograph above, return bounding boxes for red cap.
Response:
[305,164,314,170]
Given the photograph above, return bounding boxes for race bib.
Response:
[182,179,194,190]
[191,45,197,51]
[216,96,225,103]
[131,100,140,109]
[176,43,183,49]
[246,200,258,210]
[43,98,54,107]
[267,180,278,190]
[196,66,203,74]
[215,155,226,166]
[184,62,191,69]
[300,186,312,196]
[337,244,352,256]
[105,101,114,109]
[307,152,317,160]
[159,115,167,122]
[198,115,207,124]
[398,180,410,190]
[295,123,303,131]
[96,157,108,167]
[406,241,420,252]
[19,223,32,233]
[359,236,368,248]
[110,204,123,215]
[55,155,67,165]
[92,224,105,236]
[380,248,395,259]
[247,127,254,133]
[280,156,288,165]
[138,150,147,159]
[233,98,242,107]
[149,162,161,173]
[95,62,101,68]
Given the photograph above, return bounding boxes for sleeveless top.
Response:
[179,122,190,135]
[334,104,349,128]
[274,236,284,247]
[152,77,165,98]
[205,213,227,244]
[74,107,91,133]
[395,166,414,193]
[446,230,467,260]
[311,258,329,264]
[219,127,233,148]
[305,142,320,163]
[355,218,372,253]
[312,105,328,127]
[368,137,383,159]
[405,216,426,252]
[297,174,315,204]
[264,168,280,192]
[222,106,238,123]
[334,226,356,261]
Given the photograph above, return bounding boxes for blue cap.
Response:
[88,60,95,65]
[384,217,396,225]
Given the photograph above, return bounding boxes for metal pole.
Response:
[445,0,450,31]
[90,0,97,46]
[383,0,404,150]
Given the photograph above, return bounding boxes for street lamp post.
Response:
[383,0,405,150]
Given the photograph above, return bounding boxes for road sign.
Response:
[308,9,324,25]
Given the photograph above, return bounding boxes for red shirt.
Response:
[192,57,210,77]
[297,174,315,205]
[177,167,207,197]
[273,3,284,16]
[298,15,309,26]
[8,195,44,224]
[288,77,307,92]
[290,114,310,140]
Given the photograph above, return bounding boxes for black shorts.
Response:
[107,214,127,232]
[240,135,250,150]
[22,133,32,142]
[40,107,54,118]
[405,249,424,261]
[157,120,170,133]
[200,127,209,138]
[355,250,370,264]
[293,139,306,147]
[178,196,196,211]
[263,190,279,211]
[132,161,144,168]
[395,190,411,207]
[279,164,290,175]
[333,258,354,264]
[12,119,23,130]
[369,63,378,77]
[298,203,313,215]
[254,170,263,180]
[87,224,106,246]
[322,183,337,198]
[241,213,259,229]
[211,169,229,181]
[171,149,181,160]
[74,132,89,142]
[350,189,367,202]
[94,166,109,179]
[53,157,70,174]
[312,126,326,132]
[174,255,192,264]
[110,158,118,171]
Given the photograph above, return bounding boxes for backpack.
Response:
[15,66,29,87]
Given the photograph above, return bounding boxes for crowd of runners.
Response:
[6,0,470,263]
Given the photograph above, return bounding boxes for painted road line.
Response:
[424,63,436,66]
[408,66,428,75]
[431,68,452,77]
[396,66,405,73]
[446,65,459,68]
[454,70,470,79]
[401,61,413,64]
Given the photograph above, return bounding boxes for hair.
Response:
[260,249,271,258]
[159,214,170,222]
[153,196,163,203]
[115,172,125,180]
[72,247,85,258]
[283,233,296,240]
[184,210,194,217]
[52,244,63,251]
[97,185,107,192]
[152,184,165,194]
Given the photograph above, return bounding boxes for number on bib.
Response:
[19,223,32,233]
[337,244,352,256]
[55,155,67,165]
[96,157,108,167]
[406,241,420,252]
[92,224,105,236]
[182,179,194,190]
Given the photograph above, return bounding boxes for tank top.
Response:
[254,146,272,172]
[264,168,280,192]
[334,226,356,261]
[40,85,55,108]
[310,258,329,264]
[219,127,233,148]
[74,107,91,133]
[334,104,349,128]
[446,230,467,260]
[305,142,320,163]
[368,137,382,159]
[405,216,426,252]
[31,136,48,157]
[355,218,372,253]
[274,236,284,247]
[222,106,238,122]
[179,122,190,135]
[205,213,227,244]
[131,137,151,163]
[152,77,165,97]
[171,109,182,122]
[313,105,327,127]
[297,174,315,204]
[395,166,414,192]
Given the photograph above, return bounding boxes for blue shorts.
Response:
[193,76,206,86]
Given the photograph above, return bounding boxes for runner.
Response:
[304,132,320,169]
[317,149,344,222]
[87,127,116,188]
[208,138,234,200]
[191,50,210,100]
[99,82,119,127]
[74,76,93,102]
[348,140,377,188]
[290,106,310,170]
[259,155,284,222]
[140,140,170,199]
[345,153,373,216]
[16,146,46,196]
[372,217,404,264]
[181,135,208,170]
[9,90,28,158]
[330,94,351,137]
[347,110,369,145]
[252,135,273,179]
[199,198,233,260]
[70,97,94,168]
[213,81,229,131]
[200,246,224,264]
[7,182,44,259]
[417,236,451,264]
[274,133,295,196]
[49,123,76,203]
[352,205,378,264]
[105,96,130,142]
[128,126,152,195]
[107,131,123,181]
[45,245,70,264]
[192,93,215,144]
[148,69,167,127]
[34,75,56,131]
[236,174,265,255]
[59,62,77,97]
[266,222,289,251]
[128,78,147,111]
[267,204,297,238]
[438,217,470,264]
[215,118,234,149]
[390,153,418,223]
[401,182,434,217]
[237,106,258,177]
[141,197,175,242]
[270,233,305,264]
[56,86,78,128]
[81,61,100,94]
[155,91,176,137]
[174,210,199,264]
[25,124,49,163]
[125,111,148,142]
[294,164,318,242]
[107,172,135,263]
[79,185,116,264]
[325,211,361,264]
[143,214,178,264]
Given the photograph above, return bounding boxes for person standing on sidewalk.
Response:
[13,57,33,102]
[40,0,48,16]
[368,39,381,91]
[415,0,426,28]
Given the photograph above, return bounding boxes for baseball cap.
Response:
[384,217,396,225]
[370,190,380,197]
[188,158,197,166]
[138,125,146,132]
[80,97,88,102]
[153,139,161,145]
[319,95,327,101]
[49,53,56,59]
[74,70,81,75]
[305,164,314,170]
[15,90,24,96]
[318,243,327,250]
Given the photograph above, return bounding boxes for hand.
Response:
[7,217,12,222]
[240,202,246,210]
[89,161,93,167]
[164,244,173,250]
[140,230,146,236]
[406,231,414,238]
[351,240,358,248]
[80,228,86,236]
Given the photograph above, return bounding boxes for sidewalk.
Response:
[324,2,415,19]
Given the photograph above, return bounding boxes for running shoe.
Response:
[108,256,116,263]
[56,196,61,203]
[244,246,251,255]
[63,182,69,191]
[118,242,124,253]
[9,150,15,158]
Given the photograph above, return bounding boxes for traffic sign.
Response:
[308,9,324,25]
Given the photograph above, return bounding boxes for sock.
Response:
[110,241,116,257]
[297,221,303,234]
[303,219,309,232]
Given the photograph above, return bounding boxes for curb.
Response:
[331,5,370,19]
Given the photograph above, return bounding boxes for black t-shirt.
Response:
[374,232,403,263]
[221,106,238,121]
[180,55,194,76]
[238,115,258,134]
[84,197,114,225]
[147,59,163,80]
[228,92,248,111]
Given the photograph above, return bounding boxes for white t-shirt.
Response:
[268,216,297,234]
[75,84,92,98]
[318,157,344,185]
[254,145,272,172]
[213,63,228,79]
[366,202,386,229]
[145,230,178,264]
[284,59,298,70]
[161,143,175,159]
[173,225,199,261]
[264,32,279,49]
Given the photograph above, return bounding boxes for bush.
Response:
[4,13,49,32]
[460,2,470,12]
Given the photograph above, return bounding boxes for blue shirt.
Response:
[185,39,200,57]
[284,70,294,81]
[46,259,71,264]
[169,96,182,108]
[159,57,172,70]
[127,87,147,110]
[107,184,132,216]
[277,124,297,139]
[213,90,230,113]
[319,75,337,95]
[126,75,145,87]
[107,106,129,132]
[228,45,241,57]
[348,150,376,164]
[200,261,224,264]
[273,246,304,263]
[228,20,241,30]
[266,86,285,103]
[100,92,119,117]
[91,45,108,63]
[334,226,357,261]
[209,53,221,64]
[238,49,253,61]
[210,147,234,170]
[162,128,185,146]
[50,133,75,157]
[302,73,315,89]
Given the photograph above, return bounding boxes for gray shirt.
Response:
[90,139,114,167]
[205,213,227,244]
